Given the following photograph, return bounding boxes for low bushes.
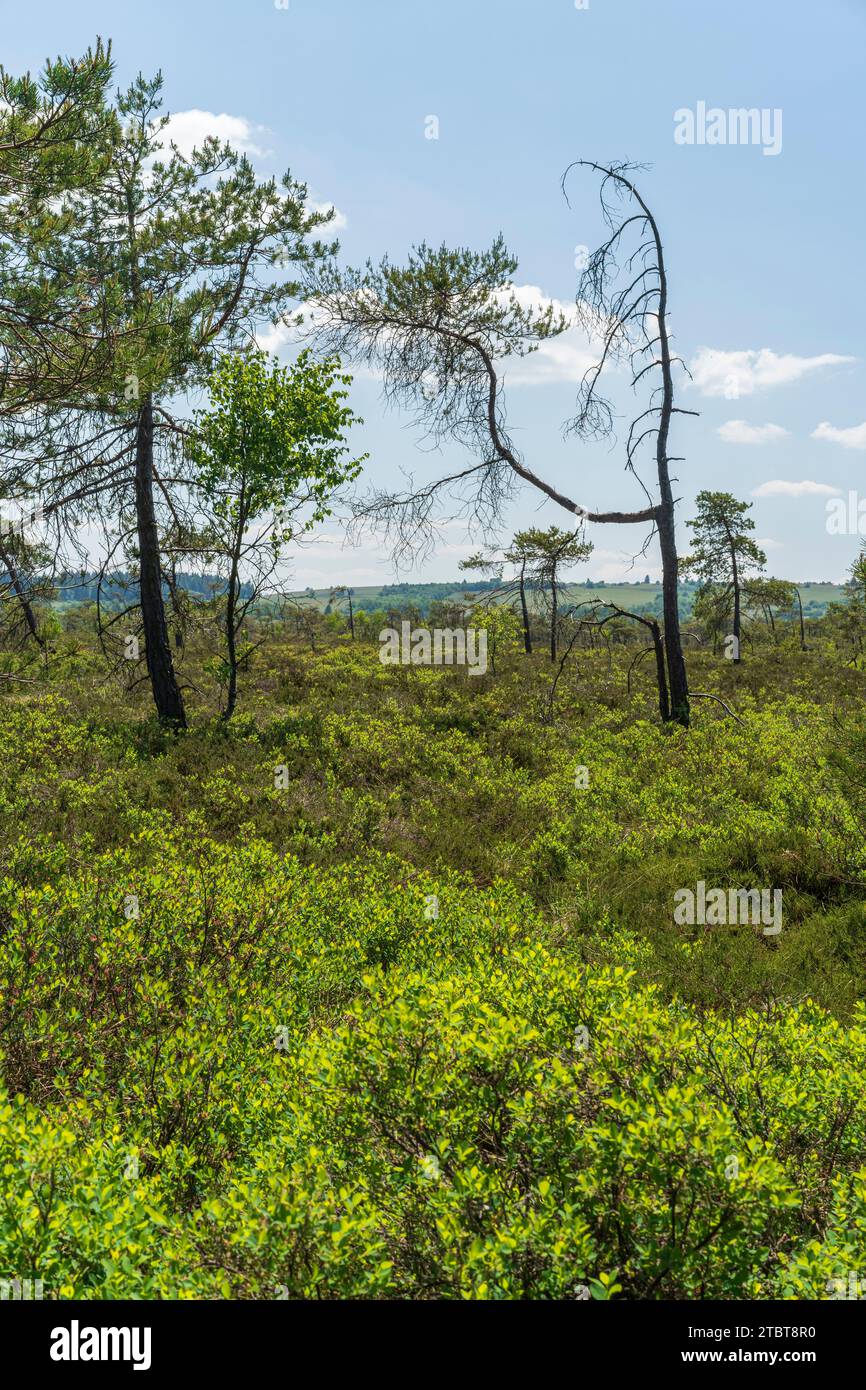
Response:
[1,830,864,1299]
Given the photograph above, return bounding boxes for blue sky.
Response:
[4,0,865,584]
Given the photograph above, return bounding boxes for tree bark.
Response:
[657,499,689,723]
[599,603,670,722]
[653,228,690,724]
[223,557,241,722]
[727,523,742,662]
[134,397,186,728]
[794,586,806,650]
[0,536,44,647]
[519,559,532,654]
[224,596,238,719]
[649,616,671,723]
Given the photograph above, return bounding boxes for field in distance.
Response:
[293,578,845,619]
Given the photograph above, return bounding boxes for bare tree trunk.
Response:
[224,573,240,721]
[166,558,185,650]
[727,524,742,662]
[222,486,249,721]
[134,397,186,729]
[549,568,558,662]
[654,236,690,725]
[519,559,532,654]
[0,537,44,647]
[648,616,671,722]
[599,603,670,722]
[657,503,689,722]
[794,586,806,650]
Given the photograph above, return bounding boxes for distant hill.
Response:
[289,578,846,619]
[48,573,846,618]
[51,571,253,608]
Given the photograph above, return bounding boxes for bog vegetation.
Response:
[1,619,865,1299]
[1,42,865,1301]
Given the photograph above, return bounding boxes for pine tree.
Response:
[14,71,336,725]
[683,491,766,662]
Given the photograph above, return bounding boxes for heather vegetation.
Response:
[1,614,865,1299]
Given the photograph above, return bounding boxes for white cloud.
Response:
[566,547,655,583]
[155,112,346,230]
[506,335,598,386]
[307,201,347,231]
[500,284,601,386]
[717,420,789,445]
[293,563,386,587]
[690,347,855,398]
[255,321,296,356]
[755,536,783,551]
[159,109,271,161]
[255,296,366,359]
[812,420,866,451]
[262,283,590,381]
[751,479,841,498]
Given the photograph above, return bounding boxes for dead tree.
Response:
[306,162,695,725]
[562,160,698,725]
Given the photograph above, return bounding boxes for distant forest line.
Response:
[49,572,847,619]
